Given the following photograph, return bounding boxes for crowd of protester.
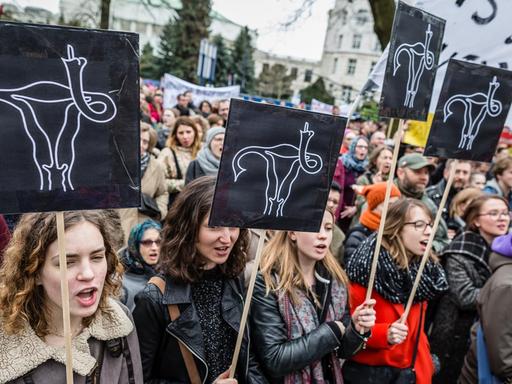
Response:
[1,81,512,383]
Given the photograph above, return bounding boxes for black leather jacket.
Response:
[250,273,369,382]
[133,275,267,384]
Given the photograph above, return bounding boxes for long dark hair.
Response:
[159,176,248,283]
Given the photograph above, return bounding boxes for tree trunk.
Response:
[368,0,396,49]
[100,0,111,29]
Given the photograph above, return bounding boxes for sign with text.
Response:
[424,59,512,162]
[209,99,346,232]
[379,1,445,121]
[0,22,140,213]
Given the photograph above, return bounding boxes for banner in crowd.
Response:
[311,98,333,115]
[424,60,512,162]
[379,1,445,121]
[210,99,346,232]
[368,0,512,124]
[162,73,240,109]
[0,22,140,214]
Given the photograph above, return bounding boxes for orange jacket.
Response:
[348,283,434,384]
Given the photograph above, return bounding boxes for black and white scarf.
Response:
[140,152,150,178]
[346,233,448,304]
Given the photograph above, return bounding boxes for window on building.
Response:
[341,86,352,102]
[374,39,381,51]
[338,34,343,49]
[135,21,146,34]
[332,58,338,74]
[347,58,357,75]
[352,34,362,49]
[370,61,377,73]
[340,9,347,25]
[304,69,313,82]
[119,18,131,31]
[356,9,369,25]
[262,63,269,72]
[290,67,298,77]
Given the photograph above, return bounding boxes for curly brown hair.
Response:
[159,176,248,283]
[0,211,123,336]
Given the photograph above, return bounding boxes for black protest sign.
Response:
[209,100,345,232]
[424,60,512,162]
[379,1,445,121]
[0,22,139,214]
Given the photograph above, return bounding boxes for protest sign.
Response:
[162,73,240,109]
[209,99,346,232]
[424,59,512,162]
[379,1,445,121]
[311,98,333,115]
[0,22,140,214]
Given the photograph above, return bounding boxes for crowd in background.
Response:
[1,80,512,383]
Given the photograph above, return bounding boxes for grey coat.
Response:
[0,299,143,384]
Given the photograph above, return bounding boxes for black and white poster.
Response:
[379,1,445,121]
[0,22,140,214]
[424,59,512,162]
[209,99,345,232]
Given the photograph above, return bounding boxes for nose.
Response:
[424,224,433,236]
[318,229,328,240]
[219,228,231,243]
[78,261,94,281]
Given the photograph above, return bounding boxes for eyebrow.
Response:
[50,247,106,262]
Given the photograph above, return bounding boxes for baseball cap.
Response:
[398,153,435,171]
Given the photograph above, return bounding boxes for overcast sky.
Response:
[5,0,334,60]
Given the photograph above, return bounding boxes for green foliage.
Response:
[156,0,211,82]
[232,26,255,93]
[359,99,379,121]
[212,34,232,86]
[140,42,159,80]
[369,0,396,49]
[300,77,334,104]
[256,64,295,99]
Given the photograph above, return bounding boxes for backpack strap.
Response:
[149,276,201,384]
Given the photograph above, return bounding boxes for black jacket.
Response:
[133,275,267,384]
[185,160,207,185]
[250,273,368,382]
[344,224,373,264]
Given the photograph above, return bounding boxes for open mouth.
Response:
[76,287,98,307]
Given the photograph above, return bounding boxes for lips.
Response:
[214,246,230,258]
[76,287,98,307]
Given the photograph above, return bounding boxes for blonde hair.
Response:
[260,211,348,305]
[449,188,484,218]
[381,198,437,269]
[0,211,123,336]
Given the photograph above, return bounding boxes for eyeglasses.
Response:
[478,210,511,219]
[355,145,368,149]
[140,239,162,247]
[404,220,433,232]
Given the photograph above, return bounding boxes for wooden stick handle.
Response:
[344,93,363,127]
[365,119,405,302]
[56,212,74,384]
[229,229,267,379]
[401,160,457,322]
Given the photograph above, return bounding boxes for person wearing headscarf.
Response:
[333,136,369,233]
[185,126,225,184]
[344,182,401,264]
[120,219,162,311]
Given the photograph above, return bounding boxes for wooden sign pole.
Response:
[365,118,405,302]
[56,212,74,384]
[229,229,267,378]
[401,160,457,321]
[344,93,363,127]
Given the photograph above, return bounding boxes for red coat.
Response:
[348,283,434,384]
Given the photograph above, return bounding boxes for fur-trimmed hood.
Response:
[0,298,133,383]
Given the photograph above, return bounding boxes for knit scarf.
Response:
[140,152,150,178]
[359,210,380,231]
[195,146,220,176]
[347,234,449,304]
[277,272,345,384]
[341,136,368,174]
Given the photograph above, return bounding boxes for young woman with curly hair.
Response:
[250,209,376,383]
[133,176,267,384]
[0,211,143,383]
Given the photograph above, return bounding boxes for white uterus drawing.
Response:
[443,76,502,151]
[232,122,323,217]
[393,24,435,108]
[0,45,117,191]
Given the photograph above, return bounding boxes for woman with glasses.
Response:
[333,136,369,233]
[120,219,162,311]
[344,198,448,384]
[430,194,510,384]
